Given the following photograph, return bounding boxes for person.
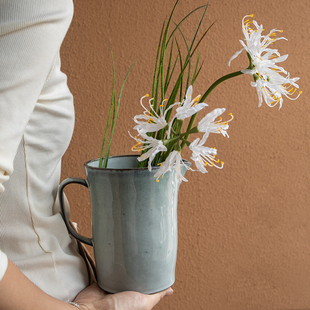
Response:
[0,0,173,309]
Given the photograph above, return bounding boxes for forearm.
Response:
[0,259,75,310]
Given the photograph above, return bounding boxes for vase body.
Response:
[59,155,186,294]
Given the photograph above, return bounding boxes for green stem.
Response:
[163,136,179,145]
[175,140,181,152]
[180,70,243,150]
[200,70,243,103]
[164,125,199,145]
[180,136,191,147]
[161,141,176,162]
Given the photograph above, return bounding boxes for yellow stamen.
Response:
[131,141,142,151]
[194,95,201,102]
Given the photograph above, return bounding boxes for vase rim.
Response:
[85,155,190,171]
[85,155,157,171]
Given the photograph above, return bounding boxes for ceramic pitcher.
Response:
[59,155,187,294]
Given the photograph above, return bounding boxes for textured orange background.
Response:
[60,1,310,309]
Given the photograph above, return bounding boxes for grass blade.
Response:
[152,21,166,104]
[165,52,179,94]
[166,4,208,46]
[101,60,136,168]
[190,21,215,58]
[99,48,116,168]
[192,65,203,85]
[164,40,174,93]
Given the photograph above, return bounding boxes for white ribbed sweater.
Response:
[0,0,89,301]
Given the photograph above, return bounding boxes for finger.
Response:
[164,288,174,296]
[146,288,173,309]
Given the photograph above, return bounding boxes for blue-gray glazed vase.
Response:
[59,155,188,294]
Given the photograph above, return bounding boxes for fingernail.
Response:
[165,288,174,296]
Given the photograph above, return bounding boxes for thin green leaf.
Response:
[143,0,179,166]
[153,38,184,164]
[159,0,181,103]
[148,1,213,163]
[190,21,215,58]
[99,47,116,168]
[176,24,192,96]
[164,38,188,117]
[187,2,209,53]
[191,51,200,83]
[164,40,174,93]
[165,52,179,93]
[186,60,191,92]
[179,1,208,75]
[192,59,204,85]
[157,1,208,129]
[174,38,184,105]
[153,24,168,120]
[102,60,136,168]
[161,3,208,107]
[165,2,209,112]
[166,4,208,46]
[140,21,167,162]
[152,21,166,102]
[164,3,210,151]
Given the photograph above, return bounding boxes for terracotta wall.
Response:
[60,1,310,309]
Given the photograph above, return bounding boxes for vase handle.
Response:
[58,177,93,246]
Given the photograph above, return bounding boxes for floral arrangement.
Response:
[100,1,301,183]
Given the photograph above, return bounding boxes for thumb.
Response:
[146,288,173,309]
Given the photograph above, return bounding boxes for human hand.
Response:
[73,283,173,310]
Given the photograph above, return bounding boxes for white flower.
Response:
[189,131,222,173]
[129,131,167,171]
[133,95,168,133]
[154,150,188,183]
[229,15,301,108]
[251,69,301,108]
[228,15,288,75]
[167,85,208,138]
[198,108,233,137]
[174,85,208,119]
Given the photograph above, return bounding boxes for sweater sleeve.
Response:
[0,0,73,192]
[0,250,8,282]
